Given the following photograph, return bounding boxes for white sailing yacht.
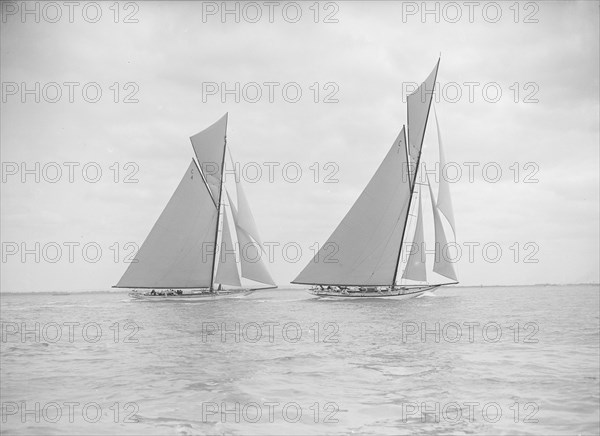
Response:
[114,114,277,301]
[292,59,458,298]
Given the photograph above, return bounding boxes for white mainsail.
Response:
[116,160,218,288]
[292,128,412,286]
[407,59,440,186]
[401,186,427,282]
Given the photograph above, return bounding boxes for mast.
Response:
[391,57,441,289]
[209,115,229,290]
[391,126,412,289]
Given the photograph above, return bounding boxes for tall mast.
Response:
[391,126,412,289]
[209,115,229,290]
[391,58,441,289]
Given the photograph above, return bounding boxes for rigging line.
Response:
[391,126,414,288]
[209,116,229,291]
[190,144,219,209]
[190,155,218,209]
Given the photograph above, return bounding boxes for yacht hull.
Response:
[308,285,440,299]
[128,289,255,302]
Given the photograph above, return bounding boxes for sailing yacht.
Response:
[114,114,277,301]
[292,59,458,298]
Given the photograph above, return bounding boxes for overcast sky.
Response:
[1,1,599,292]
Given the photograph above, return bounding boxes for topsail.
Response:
[407,59,440,186]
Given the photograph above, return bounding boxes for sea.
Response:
[1,285,599,435]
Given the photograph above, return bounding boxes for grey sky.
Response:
[1,1,599,292]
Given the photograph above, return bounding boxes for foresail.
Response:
[402,186,427,282]
[426,175,458,282]
[234,163,264,249]
[190,113,228,205]
[116,160,218,288]
[236,226,276,286]
[215,211,242,287]
[407,59,440,186]
[228,191,276,287]
[292,128,411,286]
[433,106,456,236]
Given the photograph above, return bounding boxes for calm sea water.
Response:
[1,285,598,435]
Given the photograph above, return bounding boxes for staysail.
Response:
[215,210,242,287]
[228,191,276,286]
[401,186,427,282]
[115,160,218,288]
[407,59,440,186]
[426,174,458,282]
[292,128,412,286]
[433,106,456,236]
[234,168,265,249]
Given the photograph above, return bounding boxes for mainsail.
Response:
[115,160,218,288]
[292,128,412,286]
